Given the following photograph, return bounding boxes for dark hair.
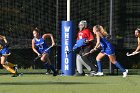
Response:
[33,27,40,33]
[136,28,140,32]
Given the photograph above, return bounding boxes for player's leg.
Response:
[81,55,97,72]
[1,55,16,75]
[75,54,85,76]
[5,61,18,73]
[44,63,51,74]
[80,57,91,71]
[5,61,15,67]
[45,55,57,76]
[1,48,20,76]
[78,55,97,76]
[108,54,128,77]
[77,46,97,76]
[94,52,106,76]
[41,53,57,76]
[40,53,51,74]
[5,60,18,71]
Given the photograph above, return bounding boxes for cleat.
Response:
[45,72,51,75]
[94,72,104,76]
[53,71,58,76]
[123,69,128,78]
[45,69,51,75]
[11,73,23,77]
[11,73,19,77]
[18,73,23,76]
[90,71,96,76]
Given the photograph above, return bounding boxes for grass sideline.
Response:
[0,74,140,93]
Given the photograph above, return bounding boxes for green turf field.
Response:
[0,74,140,93]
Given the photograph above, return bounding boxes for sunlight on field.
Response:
[0,74,140,93]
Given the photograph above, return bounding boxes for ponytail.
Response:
[95,25,108,37]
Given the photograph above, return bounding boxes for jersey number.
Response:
[38,44,43,49]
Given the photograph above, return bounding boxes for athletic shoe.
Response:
[90,71,96,76]
[53,71,58,76]
[11,73,23,77]
[123,69,128,78]
[94,72,104,76]
[45,69,51,75]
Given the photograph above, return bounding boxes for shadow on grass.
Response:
[0,81,109,85]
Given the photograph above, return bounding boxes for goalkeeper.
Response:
[0,35,19,77]
[74,20,97,76]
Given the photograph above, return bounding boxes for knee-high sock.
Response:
[114,61,125,72]
[97,60,102,72]
[49,64,56,73]
[5,61,15,68]
[3,65,16,74]
[44,62,51,71]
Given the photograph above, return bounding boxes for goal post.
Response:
[61,0,75,76]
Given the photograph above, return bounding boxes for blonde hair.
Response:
[0,44,3,50]
[95,25,108,37]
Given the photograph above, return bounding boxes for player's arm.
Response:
[134,37,140,52]
[32,39,41,56]
[93,32,100,50]
[85,30,94,44]
[42,33,55,46]
[0,35,8,43]
[88,31,94,42]
[89,32,100,53]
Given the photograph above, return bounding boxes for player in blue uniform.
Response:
[0,35,19,77]
[32,28,57,76]
[90,25,128,77]
[132,28,140,53]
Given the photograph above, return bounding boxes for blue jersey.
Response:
[34,37,49,54]
[100,36,115,55]
[0,47,10,56]
[0,39,10,56]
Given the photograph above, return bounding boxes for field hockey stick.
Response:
[66,49,74,54]
[82,52,91,56]
[126,51,140,56]
[33,55,42,62]
[82,49,96,56]
[34,46,53,62]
